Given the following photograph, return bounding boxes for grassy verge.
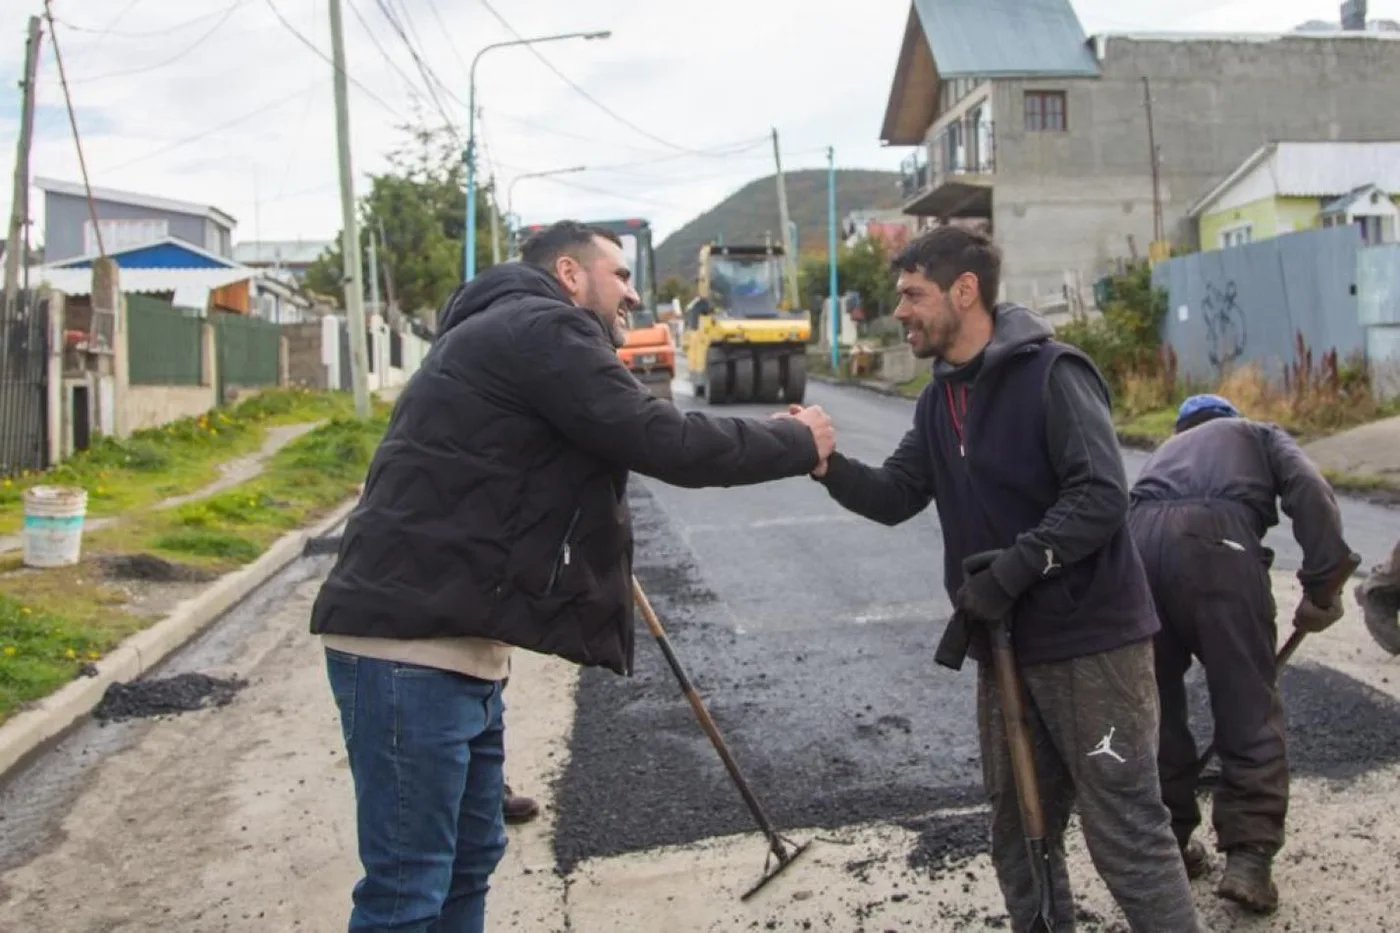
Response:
[0,406,388,724]
[0,387,354,536]
[1322,469,1400,505]
[1114,408,1178,448]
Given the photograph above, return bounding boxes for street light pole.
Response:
[827,146,839,375]
[463,31,610,282]
[505,165,587,258]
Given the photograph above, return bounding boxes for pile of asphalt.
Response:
[99,553,217,583]
[94,673,248,724]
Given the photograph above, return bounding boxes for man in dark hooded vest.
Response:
[804,226,1201,931]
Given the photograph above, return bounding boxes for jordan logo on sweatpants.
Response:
[1042,548,1061,577]
[1088,726,1126,763]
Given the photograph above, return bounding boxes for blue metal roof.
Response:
[912,0,1100,78]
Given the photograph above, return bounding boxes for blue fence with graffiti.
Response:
[1151,226,1367,384]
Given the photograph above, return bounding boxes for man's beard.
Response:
[583,284,626,348]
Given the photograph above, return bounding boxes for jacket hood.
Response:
[932,302,1054,381]
[435,261,572,337]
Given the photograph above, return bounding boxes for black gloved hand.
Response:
[956,565,1015,623]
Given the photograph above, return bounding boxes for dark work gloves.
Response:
[956,565,1016,623]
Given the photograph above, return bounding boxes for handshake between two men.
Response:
[775,404,836,477]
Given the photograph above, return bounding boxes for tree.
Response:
[656,274,694,307]
[305,115,502,322]
[796,236,897,318]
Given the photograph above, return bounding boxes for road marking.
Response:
[683,513,861,534]
[850,601,948,626]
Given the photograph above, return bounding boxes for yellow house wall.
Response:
[1199,198,1280,251]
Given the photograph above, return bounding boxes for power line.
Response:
[66,1,245,85]
[106,80,322,172]
[263,0,405,118]
[41,0,105,257]
[56,1,244,39]
[371,0,460,139]
[345,0,429,108]
[475,0,715,156]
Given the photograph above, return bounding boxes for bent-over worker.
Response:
[1127,393,1354,914]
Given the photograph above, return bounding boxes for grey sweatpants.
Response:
[977,639,1203,933]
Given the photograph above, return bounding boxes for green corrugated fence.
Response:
[213,311,281,400]
[126,294,204,385]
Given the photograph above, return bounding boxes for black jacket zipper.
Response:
[545,506,583,594]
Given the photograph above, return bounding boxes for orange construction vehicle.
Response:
[516,216,675,400]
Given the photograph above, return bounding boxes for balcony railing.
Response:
[901,119,996,205]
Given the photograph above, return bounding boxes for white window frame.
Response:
[1219,223,1253,249]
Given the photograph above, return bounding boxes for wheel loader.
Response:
[682,242,809,405]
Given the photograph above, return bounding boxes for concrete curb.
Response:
[809,373,910,400]
[0,496,359,780]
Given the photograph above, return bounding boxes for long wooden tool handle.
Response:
[631,576,783,843]
[992,627,1047,839]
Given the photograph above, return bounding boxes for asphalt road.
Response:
[552,379,1400,873]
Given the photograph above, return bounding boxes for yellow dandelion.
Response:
[2,478,10,488]
[65,648,77,660]
[20,607,31,614]
[2,646,15,658]
[87,651,100,660]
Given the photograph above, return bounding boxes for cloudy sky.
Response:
[2,0,1394,251]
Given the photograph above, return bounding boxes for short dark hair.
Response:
[519,220,622,270]
[890,226,1002,310]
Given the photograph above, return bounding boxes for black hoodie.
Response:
[310,262,819,675]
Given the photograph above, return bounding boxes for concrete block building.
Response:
[881,0,1400,309]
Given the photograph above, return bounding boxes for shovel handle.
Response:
[991,623,1047,840]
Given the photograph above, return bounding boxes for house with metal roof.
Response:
[1187,141,1400,250]
[34,176,237,265]
[881,0,1400,309]
[233,239,333,286]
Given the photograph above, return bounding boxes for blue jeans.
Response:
[325,649,508,932]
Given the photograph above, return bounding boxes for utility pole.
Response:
[488,175,501,266]
[377,217,398,313]
[4,15,42,314]
[329,0,370,418]
[771,127,800,310]
[1142,76,1163,246]
[367,226,382,319]
[826,146,839,374]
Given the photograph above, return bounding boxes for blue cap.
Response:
[1176,393,1239,424]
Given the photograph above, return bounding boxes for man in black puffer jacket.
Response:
[310,220,832,933]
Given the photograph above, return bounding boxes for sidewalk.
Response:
[0,422,322,557]
[1304,413,1400,479]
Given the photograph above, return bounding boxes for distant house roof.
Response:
[1188,140,1400,217]
[27,266,254,309]
[881,0,1100,145]
[33,176,237,229]
[46,236,241,271]
[1321,183,1398,215]
[233,239,332,266]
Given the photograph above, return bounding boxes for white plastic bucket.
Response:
[22,485,89,568]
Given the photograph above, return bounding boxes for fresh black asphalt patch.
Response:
[552,479,1400,879]
[93,673,248,723]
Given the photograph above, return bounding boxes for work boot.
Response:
[1180,837,1211,880]
[1217,846,1278,913]
[503,783,540,824]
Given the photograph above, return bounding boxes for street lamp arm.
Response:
[469,31,611,89]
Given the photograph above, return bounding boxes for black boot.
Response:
[1181,837,1211,880]
[503,783,540,824]
[1217,846,1277,913]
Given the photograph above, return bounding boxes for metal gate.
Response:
[0,291,49,476]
